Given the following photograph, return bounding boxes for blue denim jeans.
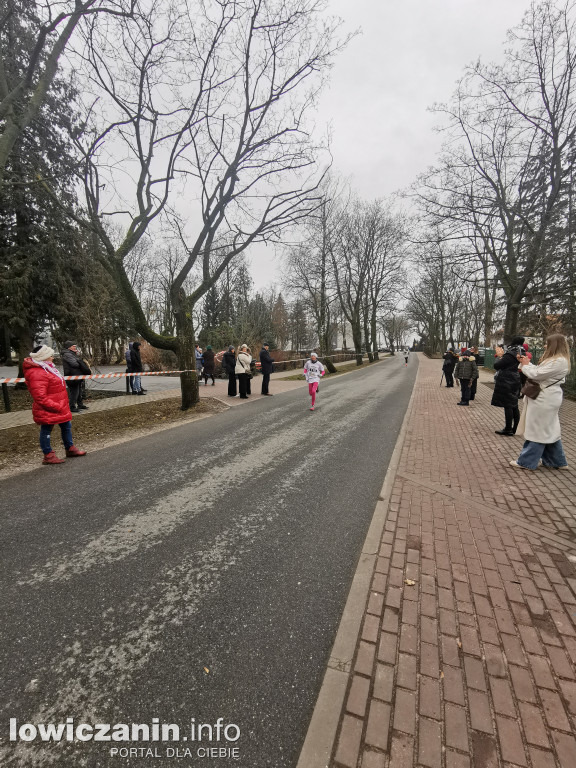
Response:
[517,439,568,470]
[40,422,73,454]
[132,374,141,393]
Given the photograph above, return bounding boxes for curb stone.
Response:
[295,358,418,768]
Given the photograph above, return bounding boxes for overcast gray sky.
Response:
[251,0,533,290]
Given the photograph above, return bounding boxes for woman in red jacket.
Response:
[23,345,87,465]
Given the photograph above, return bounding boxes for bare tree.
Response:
[0,0,137,181]
[331,198,405,365]
[417,0,576,342]
[73,0,347,407]
[284,181,347,371]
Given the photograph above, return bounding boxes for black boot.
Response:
[495,429,515,436]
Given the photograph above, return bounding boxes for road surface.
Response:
[0,356,417,767]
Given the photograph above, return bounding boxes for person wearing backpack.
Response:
[304,351,325,411]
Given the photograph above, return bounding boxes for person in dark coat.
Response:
[468,347,480,400]
[62,341,91,412]
[129,341,146,395]
[442,348,458,387]
[202,345,216,385]
[259,342,274,396]
[125,342,134,393]
[222,346,237,397]
[491,336,524,435]
[454,349,478,406]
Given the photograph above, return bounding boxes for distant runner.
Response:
[404,349,410,366]
[303,352,325,411]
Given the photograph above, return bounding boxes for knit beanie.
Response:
[30,345,54,361]
[310,352,318,358]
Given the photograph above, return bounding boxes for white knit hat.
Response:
[30,345,55,361]
[310,351,318,358]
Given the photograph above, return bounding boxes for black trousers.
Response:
[504,405,520,432]
[227,373,237,396]
[261,372,270,394]
[203,373,215,385]
[459,379,471,404]
[238,373,249,398]
[470,378,477,400]
[444,369,454,387]
[67,381,83,409]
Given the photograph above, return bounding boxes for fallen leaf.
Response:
[440,671,444,679]
[457,639,462,649]
[404,579,416,586]
[203,667,210,674]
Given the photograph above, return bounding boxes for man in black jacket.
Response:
[259,343,274,396]
[129,341,146,395]
[62,341,91,412]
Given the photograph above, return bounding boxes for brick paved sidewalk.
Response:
[326,354,576,768]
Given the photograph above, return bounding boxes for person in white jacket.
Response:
[235,344,252,399]
[303,352,325,411]
[510,333,571,470]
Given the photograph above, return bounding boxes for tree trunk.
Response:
[363,312,373,363]
[17,327,34,385]
[174,308,199,410]
[503,301,521,345]
[352,322,363,366]
[370,311,379,361]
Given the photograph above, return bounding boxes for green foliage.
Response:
[0,0,83,348]
[198,323,236,353]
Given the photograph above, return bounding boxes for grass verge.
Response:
[0,397,227,471]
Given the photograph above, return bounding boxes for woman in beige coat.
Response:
[235,344,252,399]
[510,334,571,470]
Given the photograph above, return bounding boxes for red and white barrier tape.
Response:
[1,352,355,385]
[0,370,193,385]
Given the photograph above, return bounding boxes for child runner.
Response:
[304,352,325,411]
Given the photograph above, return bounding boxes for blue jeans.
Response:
[40,422,73,454]
[517,439,568,470]
[133,374,141,393]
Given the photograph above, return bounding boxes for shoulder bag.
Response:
[520,378,563,400]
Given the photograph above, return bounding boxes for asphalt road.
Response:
[0,356,417,768]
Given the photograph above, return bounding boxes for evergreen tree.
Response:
[0,0,85,369]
